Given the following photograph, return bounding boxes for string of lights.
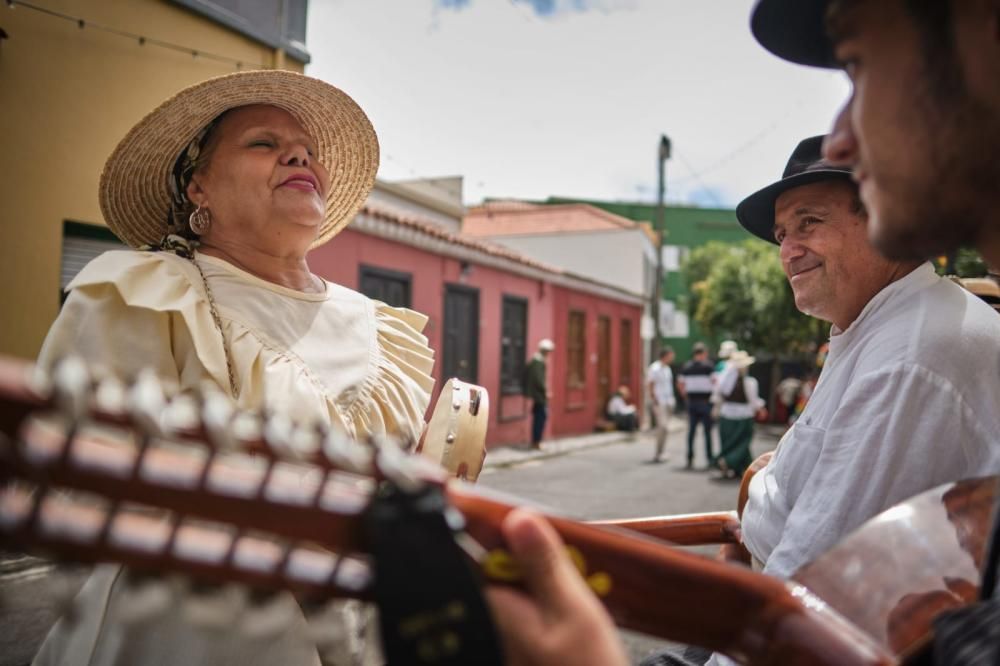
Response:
[5,0,268,69]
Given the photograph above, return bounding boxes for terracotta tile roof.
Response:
[353,203,645,305]
[359,203,562,273]
[464,201,642,237]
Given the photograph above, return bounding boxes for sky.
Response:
[305,0,852,209]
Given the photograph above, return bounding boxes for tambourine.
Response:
[417,378,489,482]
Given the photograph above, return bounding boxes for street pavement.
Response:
[479,420,784,663]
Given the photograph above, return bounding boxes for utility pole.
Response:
[650,134,671,363]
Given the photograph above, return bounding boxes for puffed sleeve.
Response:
[37,250,231,394]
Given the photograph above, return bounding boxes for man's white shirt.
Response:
[647,360,675,407]
[742,263,1000,578]
[709,263,1000,666]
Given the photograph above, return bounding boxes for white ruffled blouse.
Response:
[33,249,436,666]
[40,250,435,442]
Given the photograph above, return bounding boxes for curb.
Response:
[483,418,687,470]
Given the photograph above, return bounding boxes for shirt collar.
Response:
[830,262,937,338]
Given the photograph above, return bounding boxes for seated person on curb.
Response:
[486,134,1000,665]
[606,385,639,432]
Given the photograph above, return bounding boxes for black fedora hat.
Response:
[736,135,853,244]
[750,0,838,69]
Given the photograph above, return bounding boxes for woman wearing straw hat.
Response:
[33,71,433,666]
[711,350,765,480]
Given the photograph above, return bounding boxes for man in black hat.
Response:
[485,1,1000,662]
[483,138,1000,666]
[733,134,1000,584]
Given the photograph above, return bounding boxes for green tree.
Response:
[686,240,824,358]
[682,241,737,326]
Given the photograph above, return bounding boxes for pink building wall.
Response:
[310,227,640,448]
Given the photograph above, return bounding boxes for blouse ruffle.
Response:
[52,250,434,443]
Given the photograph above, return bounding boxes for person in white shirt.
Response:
[712,351,765,479]
[733,135,1000,580]
[646,347,676,462]
[606,385,638,432]
[482,134,1000,666]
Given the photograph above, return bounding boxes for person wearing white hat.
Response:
[713,340,737,374]
[33,71,434,666]
[525,339,555,448]
[711,351,765,479]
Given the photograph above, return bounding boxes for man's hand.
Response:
[485,510,628,666]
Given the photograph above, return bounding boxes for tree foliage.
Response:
[932,247,989,278]
[683,240,824,357]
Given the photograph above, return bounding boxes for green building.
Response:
[544,197,749,362]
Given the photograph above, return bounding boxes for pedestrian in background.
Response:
[677,342,715,470]
[714,339,738,374]
[646,346,676,463]
[606,385,639,432]
[713,350,765,479]
[525,338,555,448]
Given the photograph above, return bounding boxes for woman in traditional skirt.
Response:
[712,351,764,479]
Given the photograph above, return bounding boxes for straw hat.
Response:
[99,69,379,249]
[717,340,738,359]
[728,350,756,369]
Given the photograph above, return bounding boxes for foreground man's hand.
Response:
[485,509,629,666]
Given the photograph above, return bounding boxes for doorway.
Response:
[442,285,480,383]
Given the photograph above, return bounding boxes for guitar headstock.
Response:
[0,355,451,604]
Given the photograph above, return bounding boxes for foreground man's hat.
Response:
[100,69,379,249]
[736,135,852,244]
[750,0,837,69]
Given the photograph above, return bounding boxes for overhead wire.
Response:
[5,0,268,69]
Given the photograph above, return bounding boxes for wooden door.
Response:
[442,285,480,383]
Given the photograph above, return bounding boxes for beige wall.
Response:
[0,0,302,359]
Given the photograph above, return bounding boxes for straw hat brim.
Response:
[99,70,379,249]
[729,352,756,369]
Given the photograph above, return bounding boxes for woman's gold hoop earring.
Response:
[189,205,212,235]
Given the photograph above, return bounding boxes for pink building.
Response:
[309,203,644,448]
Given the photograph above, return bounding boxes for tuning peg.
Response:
[27,363,53,401]
[94,375,127,415]
[114,571,177,625]
[201,384,235,449]
[239,589,301,639]
[128,369,167,438]
[161,392,200,433]
[52,356,92,422]
[263,412,295,457]
[289,423,321,459]
[321,428,373,476]
[180,581,246,628]
[231,410,262,445]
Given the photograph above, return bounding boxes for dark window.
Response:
[500,296,528,395]
[170,0,311,63]
[61,221,124,303]
[359,265,412,308]
[619,319,633,387]
[568,310,586,387]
